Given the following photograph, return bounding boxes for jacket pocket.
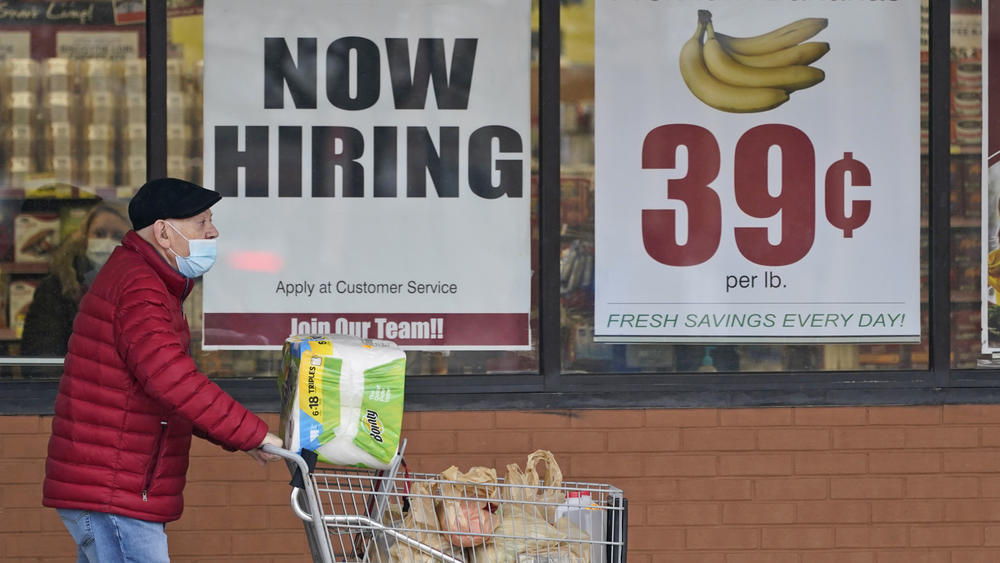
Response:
[142,421,168,501]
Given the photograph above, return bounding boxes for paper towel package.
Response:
[279,334,405,468]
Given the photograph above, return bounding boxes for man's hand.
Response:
[245,432,283,466]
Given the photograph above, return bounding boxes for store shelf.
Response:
[857,353,901,365]
[951,145,983,156]
[953,218,982,228]
[952,291,981,303]
[918,291,983,305]
[1,262,48,275]
[920,218,981,228]
[0,186,136,201]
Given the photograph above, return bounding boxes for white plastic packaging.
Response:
[279,334,406,469]
[554,491,606,563]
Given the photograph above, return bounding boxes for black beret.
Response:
[128,178,222,230]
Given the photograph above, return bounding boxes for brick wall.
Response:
[4,406,1000,561]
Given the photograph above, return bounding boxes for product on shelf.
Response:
[7,125,33,160]
[166,124,190,159]
[123,123,145,157]
[42,58,76,93]
[44,91,75,124]
[59,206,88,242]
[954,90,981,116]
[50,155,74,186]
[194,59,204,87]
[0,278,8,330]
[955,60,982,92]
[45,122,74,159]
[7,156,32,187]
[85,154,113,187]
[125,155,146,187]
[166,155,187,180]
[122,59,145,93]
[166,58,185,92]
[955,118,982,146]
[124,92,145,123]
[570,320,614,365]
[85,124,115,158]
[80,58,117,92]
[949,10,982,150]
[84,90,117,127]
[963,157,982,215]
[13,213,60,263]
[624,344,675,369]
[0,48,172,188]
[8,279,37,338]
[3,58,39,94]
[167,90,187,124]
[7,91,36,127]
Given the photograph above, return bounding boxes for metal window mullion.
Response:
[538,0,561,390]
[146,0,167,180]
[928,0,951,384]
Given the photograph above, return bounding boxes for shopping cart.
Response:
[263,442,628,563]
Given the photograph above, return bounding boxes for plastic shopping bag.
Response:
[437,465,501,547]
[504,449,566,521]
[470,450,588,562]
[384,481,466,563]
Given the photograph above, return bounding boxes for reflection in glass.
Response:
[0,4,145,377]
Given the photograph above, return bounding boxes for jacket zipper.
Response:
[142,421,168,502]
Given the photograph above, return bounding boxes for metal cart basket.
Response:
[263,443,628,563]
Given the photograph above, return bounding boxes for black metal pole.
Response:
[928,1,951,382]
[538,0,562,388]
[145,0,167,180]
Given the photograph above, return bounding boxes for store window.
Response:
[163,2,541,378]
[558,0,937,374]
[0,0,544,381]
[0,1,144,378]
[0,0,996,411]
[954,0,989,369]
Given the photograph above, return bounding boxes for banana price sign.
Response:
[594,0,921,343]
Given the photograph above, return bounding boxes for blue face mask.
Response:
[166,221,217,278]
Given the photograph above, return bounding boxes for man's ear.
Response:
[152,219,172,250]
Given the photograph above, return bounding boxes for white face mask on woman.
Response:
[166,221,218,278]
[85,238,118,270]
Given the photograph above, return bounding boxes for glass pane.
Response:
[968,0,994,367]
[174,1,539,378]
[0,2,144,378]
[565,0,930,373]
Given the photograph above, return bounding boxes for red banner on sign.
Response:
[204,312,530,348]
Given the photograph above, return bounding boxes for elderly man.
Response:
[43,177,283,562]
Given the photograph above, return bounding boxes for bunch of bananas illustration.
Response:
[679,10,829,113]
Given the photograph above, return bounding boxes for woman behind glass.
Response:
[21,202,131,358]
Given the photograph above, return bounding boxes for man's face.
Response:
[165,209,218,258]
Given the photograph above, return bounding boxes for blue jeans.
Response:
[57,508,170,563]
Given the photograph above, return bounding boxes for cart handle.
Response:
[261,444,312,470]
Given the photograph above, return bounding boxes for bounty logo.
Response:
[364,409,385,443]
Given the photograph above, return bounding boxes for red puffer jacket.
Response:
[43,231,268,522]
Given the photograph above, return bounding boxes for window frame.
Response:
[1,0,984,415]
